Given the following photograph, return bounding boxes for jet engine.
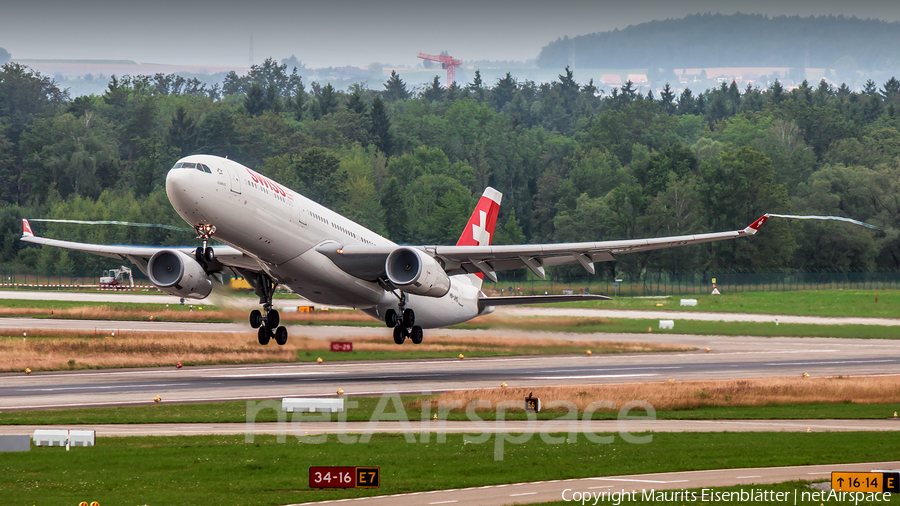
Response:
[148,249,213,298]
[385,247,451,297]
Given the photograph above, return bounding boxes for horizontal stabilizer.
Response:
[478,294,610,309]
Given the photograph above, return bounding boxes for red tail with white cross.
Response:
[456,187,502,288]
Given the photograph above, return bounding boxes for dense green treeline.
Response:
[0,58,898,278]
[538,13,900,79]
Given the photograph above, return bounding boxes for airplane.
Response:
[21,154,770,346]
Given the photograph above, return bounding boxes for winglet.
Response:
[22,219,34,237]
[742,215,769,235]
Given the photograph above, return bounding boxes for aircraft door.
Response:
[294,197,307,226]
[223,161,242,194]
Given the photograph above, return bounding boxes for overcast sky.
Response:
[4,0,900,68]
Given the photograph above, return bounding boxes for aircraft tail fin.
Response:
[456,187,502,289]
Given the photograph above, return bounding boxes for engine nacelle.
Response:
[385,247,451,297]
[148,249,212,299]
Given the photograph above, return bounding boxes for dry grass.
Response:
[429,376,900,412]
[468,313,617,328]
[0,328,688,372]
[0,305,378,323]
[0,330,297,371]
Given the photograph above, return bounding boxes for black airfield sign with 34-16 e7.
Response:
[832,472,900,493]
[309,466,380,489]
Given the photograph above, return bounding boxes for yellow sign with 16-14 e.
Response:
[832,472,899,493]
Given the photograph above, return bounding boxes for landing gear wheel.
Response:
[392,326,406,345]
[204,246,215,263]
[274,326,288,345]
[194,246,204,262]
[402,308,416,328]
[266,309,280,329]
[410,325,424,344]
[384,309,398,328]
[249,309,262,329]
[257,327,271,345]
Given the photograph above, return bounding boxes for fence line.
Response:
[483,268,900,297]
[3,263,899,295]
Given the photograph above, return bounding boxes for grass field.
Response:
[533,481,900,506]
[5,289,900,319]
[467,315,900,339]
[2,432,897,505]
[546,290,900,318]
[4,376,898,424]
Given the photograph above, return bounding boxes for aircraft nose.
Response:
[166,167,203,219]
[166,167,191,200]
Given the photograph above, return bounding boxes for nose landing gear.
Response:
[193,223,219,266]
[385,293,423,345]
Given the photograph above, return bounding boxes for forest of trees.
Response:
[1,58,899,280]
[538,14,900,77]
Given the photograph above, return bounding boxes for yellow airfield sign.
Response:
[832,472,899,493]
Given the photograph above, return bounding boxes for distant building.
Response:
[628,74,649,84]
[601,74,623,86]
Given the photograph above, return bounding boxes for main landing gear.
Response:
[384,293,423,345]
[248,272,288,346]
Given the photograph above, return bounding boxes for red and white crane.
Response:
[417,52,463,84]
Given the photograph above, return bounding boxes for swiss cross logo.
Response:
[456,189,501,248]
[472,211,490,246]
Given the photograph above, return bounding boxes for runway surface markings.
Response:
[763,359,896,366]
[593,478,690,484]
[524,374,659,380]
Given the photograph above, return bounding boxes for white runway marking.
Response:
[594,478,690,484]
[525,374,659,380]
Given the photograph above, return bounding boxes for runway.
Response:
[2,334,898,410]
[2,419,898,436]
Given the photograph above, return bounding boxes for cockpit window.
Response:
[172,161,210,173]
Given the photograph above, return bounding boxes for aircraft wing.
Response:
[319,216,769,283]
[20,219,259,277]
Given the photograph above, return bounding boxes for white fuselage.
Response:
[165,155,484,328]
